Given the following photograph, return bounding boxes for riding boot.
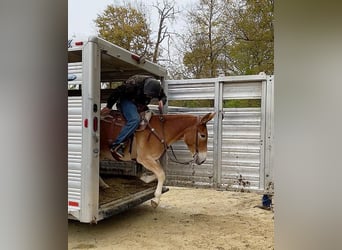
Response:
[110,142,125,159]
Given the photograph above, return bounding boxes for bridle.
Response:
[168,123,199,165]
[147,114,200,165]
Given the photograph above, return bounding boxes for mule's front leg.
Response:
[137,157,165,208]
[151,170,165,208]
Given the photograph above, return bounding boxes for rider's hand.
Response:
[158,100,164,112]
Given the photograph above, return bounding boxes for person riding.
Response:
[101,74,167,159]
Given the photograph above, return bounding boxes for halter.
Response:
[147,114,200,165]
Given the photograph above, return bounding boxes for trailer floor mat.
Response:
[99,175,157,206]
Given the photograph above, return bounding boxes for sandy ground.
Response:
[68,187,274,250]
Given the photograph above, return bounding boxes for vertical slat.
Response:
[264,75,275,193]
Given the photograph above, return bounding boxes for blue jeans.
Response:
[113,99,140,145]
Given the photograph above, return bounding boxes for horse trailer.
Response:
[68,36,167,223]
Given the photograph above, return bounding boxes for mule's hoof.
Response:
[100,185,110,190]
[151,200,159,208]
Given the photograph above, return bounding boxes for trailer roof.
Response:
[68,36,167,82]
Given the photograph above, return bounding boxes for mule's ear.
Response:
[200,112,216,124]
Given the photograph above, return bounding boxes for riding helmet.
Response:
[143,78,162,97]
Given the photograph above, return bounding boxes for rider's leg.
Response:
[110,99,140,156]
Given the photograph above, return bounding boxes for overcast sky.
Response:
[68,0,196,38]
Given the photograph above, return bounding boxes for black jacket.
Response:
[106,75,167,110]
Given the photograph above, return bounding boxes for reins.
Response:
[147,112,199,165]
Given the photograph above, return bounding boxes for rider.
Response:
[101,74,167,159]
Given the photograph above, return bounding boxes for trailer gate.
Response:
[165,74,274,192]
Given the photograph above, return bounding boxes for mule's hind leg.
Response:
[137,157,165,208]
[99,176,110,189]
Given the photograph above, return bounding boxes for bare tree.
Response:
[152,0,179,63]
[183,0,230,78]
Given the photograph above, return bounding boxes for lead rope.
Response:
[191,117,200,185]
[168,144,195,165]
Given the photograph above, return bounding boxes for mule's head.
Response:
[184,112,215,165]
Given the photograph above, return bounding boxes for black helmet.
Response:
[144,78,162,97]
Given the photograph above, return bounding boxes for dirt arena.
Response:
[68,187,274,250]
